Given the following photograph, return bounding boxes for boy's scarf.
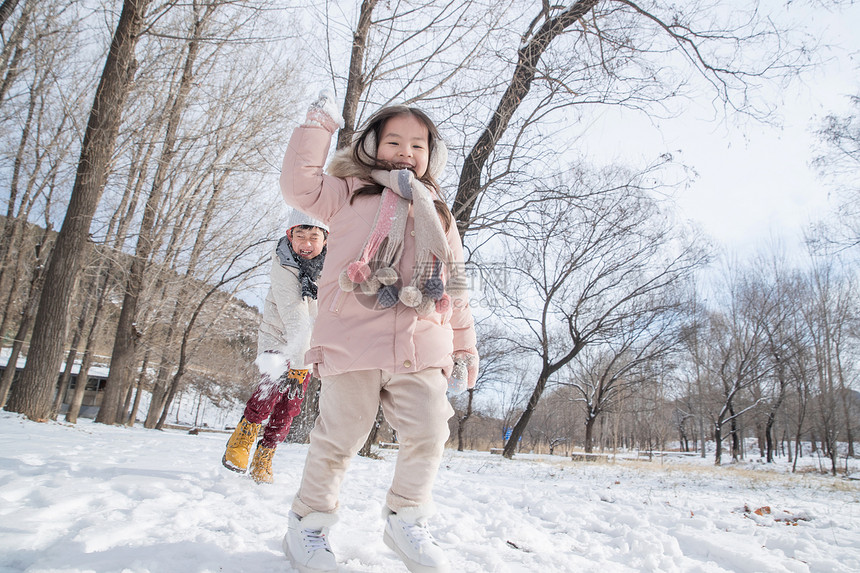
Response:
[337,169,466,314]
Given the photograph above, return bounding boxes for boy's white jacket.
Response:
[279,125,477,380]
[256,235,318,376]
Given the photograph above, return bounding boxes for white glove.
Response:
[304,89,344,133]
[447,349,478,396]
[447,356,469,396]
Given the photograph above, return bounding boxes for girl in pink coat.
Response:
[279,92,478,573]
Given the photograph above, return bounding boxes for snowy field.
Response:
[0,412,858,573]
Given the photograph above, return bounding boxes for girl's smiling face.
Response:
[376,113,430,178]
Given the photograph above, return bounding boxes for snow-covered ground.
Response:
[1,411,858,573]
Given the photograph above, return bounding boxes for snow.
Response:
[1,412,858,573]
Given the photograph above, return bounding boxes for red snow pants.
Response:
[243,368,310,448]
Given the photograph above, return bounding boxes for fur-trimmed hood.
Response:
[325,145,369,180]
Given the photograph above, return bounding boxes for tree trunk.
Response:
[65,271,112,424]
[714,421,723,466]
[764,412,777,463]
[503,368,550,459]
[837,362,855,457]
[119,379,134,424]
[145,358,171,427]
[145,364,170,428]
[0,322,29,407]
[52,284,93,417]
[358,406,385,458]
[126,351,148,427]
[792,434,801,472]
[584,413,597,454]
[456,389,475,452]
[336,0,378,150]
[5,0,152,420]
[0,0,21,32]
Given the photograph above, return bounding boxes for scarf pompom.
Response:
[378,284,400,308]
[344,169,466,312]
[423,277,445,301]
[399,285,423,307]
[338,269,356,292]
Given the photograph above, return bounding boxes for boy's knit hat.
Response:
[287,209,329,233]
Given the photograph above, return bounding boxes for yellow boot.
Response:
[249,443,276,484]
[222,417,261,473]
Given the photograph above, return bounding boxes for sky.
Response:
[1,411,858,573]
[586,2,860,260]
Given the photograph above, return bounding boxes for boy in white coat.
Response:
[222,209,328,484]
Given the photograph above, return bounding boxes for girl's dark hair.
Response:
[349,106,453,232]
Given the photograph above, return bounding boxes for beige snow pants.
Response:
[291,367,454,516]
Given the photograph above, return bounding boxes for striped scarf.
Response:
[337,169,466,315]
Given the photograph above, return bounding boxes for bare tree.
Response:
[480,165,705,459]
[5,0,153,420]
[89,0,302,425]
[753,250,804,463]
[98,1,218,425]
[154,243,268,430]
[677,283,713,459]
[0,0,89,341]
[0,227,52,406]
[699,261,776,465]
[785,301,815,471]
[452,0,812,238]
[800,249,857,475]
[565,307,682,453]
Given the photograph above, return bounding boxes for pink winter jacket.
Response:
[280,125,477,379]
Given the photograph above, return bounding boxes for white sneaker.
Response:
[283,510,338,573]
[383,507,451,573]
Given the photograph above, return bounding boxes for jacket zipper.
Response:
[329,289,347,313]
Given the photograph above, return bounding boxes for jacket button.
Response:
[403,360,412,368]
[410,230,415,236]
